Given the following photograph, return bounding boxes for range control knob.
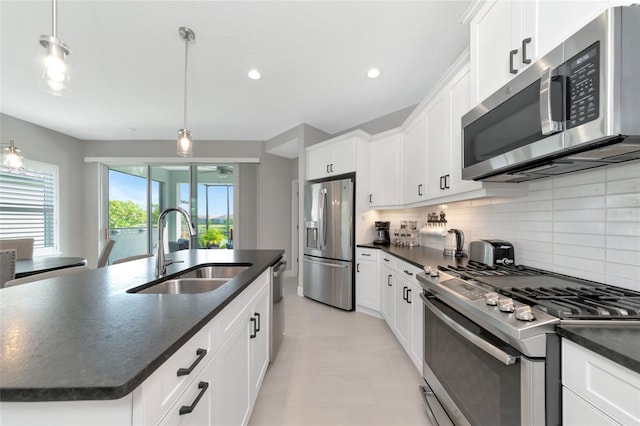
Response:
[497,297,515,313]
[429,269,439,278]
[484,292,499,306]
[515,306,535,321]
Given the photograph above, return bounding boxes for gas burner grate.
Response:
[443,262,548,277]
[500,286,640,319]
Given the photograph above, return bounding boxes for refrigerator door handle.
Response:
[304,257,350,269]
[321,189,328,250]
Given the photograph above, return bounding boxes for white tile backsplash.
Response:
[377,163,640,291]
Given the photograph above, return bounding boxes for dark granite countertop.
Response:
[357,243,470,270]
[0,249,283,402]
[557,325,640,375]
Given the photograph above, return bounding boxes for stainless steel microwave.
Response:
[462,6,640,183]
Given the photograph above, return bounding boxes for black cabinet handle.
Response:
[250,317,257,339]
[326,164,330,174]
[387,274,392,286]
[404,270,413,276]
[177,348,207,377]
[369,194,372,203]
[402,286,408,301]
[418,184,423,196]
[255,312,261,332]
[509,49,518,74]
[444,174,450,189]
[179,381,209,415]
[522,38,532,64]
[330,164,334,173]
[407,288,412,304]
[383,258,390,262]
[356,263,360,273]
[362,253,371,257]
[439,176,445,190]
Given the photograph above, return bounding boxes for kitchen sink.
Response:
[127,264,251,294]
[135,278,229,294]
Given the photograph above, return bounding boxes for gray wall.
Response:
[1,114,87,258]
[331,104,416,138]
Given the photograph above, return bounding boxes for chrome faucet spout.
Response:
[156,206,196,277]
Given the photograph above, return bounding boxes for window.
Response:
[0,160,59,255]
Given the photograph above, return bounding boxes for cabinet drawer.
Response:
[563,387,620,426]
[395,258,421,281]
[563,339,640,426]
[356,248,378,261]
[159,360,214,426]
[379,254,395,270]
[139,326,212,426]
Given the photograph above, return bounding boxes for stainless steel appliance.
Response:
[373,221,390,245]
[443,229,465,257]
[462,6,640,183]
[468,239,515,265]
[303,177,354,310]
[270,258,286,362]
[417,260,640,426]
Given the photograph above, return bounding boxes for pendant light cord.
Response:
[52,0,57,38]
[183,35,189,130]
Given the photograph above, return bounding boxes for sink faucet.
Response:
[156,206,196,277]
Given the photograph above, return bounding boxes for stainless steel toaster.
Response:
[469,240,515,265]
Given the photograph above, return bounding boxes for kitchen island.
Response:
[0,249,283,425]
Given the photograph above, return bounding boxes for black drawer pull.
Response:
[362,253,371,257]
[179,381,209,415]
[255,312,261,332]
[250,317,257,338]
[177,348,207,377]
[383,258,390,262]
[407,288,412,304]
[404,270,413,276]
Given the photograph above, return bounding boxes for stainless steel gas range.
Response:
[416,259,640,426]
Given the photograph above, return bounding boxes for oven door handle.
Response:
[421,294,518,366]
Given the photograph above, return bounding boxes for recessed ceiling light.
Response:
[248,69,261,80]
[367,68,381,79]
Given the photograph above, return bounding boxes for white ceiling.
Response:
[0,1,470,142]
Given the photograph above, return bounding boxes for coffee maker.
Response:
[374,221,391,245]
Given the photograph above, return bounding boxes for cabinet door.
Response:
[159,360,214,426]
[393,276,411,349]
[356,259,379,312]
[369,134,402,207]
[212,312,250,426]
[403,114,427,204]
[563,387,620,426]
[425,96,448,197]
[408,280,423,371]
[306,144,332,180]
[329,138,357,176]
[249,285,270,407]
[380,264,394,325]
[470,0,520,103]
[448,65,481,194]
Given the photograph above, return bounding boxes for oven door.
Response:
[420,293,546,426]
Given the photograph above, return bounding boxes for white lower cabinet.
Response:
[249,284,270,408]
[356,248,380,313]
[159,361,215,426]
[380,255,423,373]
[562,338,640,426]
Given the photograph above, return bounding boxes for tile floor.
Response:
[248,277,432,426]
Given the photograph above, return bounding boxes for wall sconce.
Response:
[39,0,71,95]
[2,140,25,172]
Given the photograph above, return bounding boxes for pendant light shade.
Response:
[2,140,25,172]
[39,0,70,95]
[177,27,195,157]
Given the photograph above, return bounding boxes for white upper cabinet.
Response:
[369,131,403,207]
[424,96,448,198]
[306,133,365,181]
[403,113,427,204]
[470,0,612,104]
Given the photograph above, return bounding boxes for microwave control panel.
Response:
[566,42,600,129]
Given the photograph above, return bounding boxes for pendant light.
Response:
[177,27,195,157]
[2,140,25,172]
[39,0,70,95]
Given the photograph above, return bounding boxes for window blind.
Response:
[0,164,57,249]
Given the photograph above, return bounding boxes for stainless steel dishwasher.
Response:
[270,258,286,362]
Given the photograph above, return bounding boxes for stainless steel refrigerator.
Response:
[303,177,354,311]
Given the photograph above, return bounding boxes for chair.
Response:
[97,239,116,268]
[0,249,17,288]
[0,238,34,260]
[4,265,89,288]
[112,254,153,264]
